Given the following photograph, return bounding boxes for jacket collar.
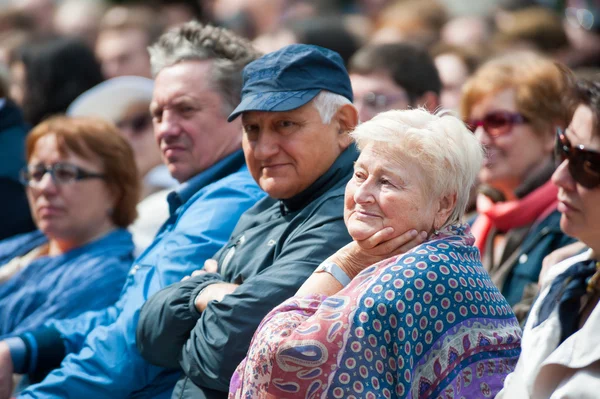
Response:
[279,143,358,214]
[168,150,246,215]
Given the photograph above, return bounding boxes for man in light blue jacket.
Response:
[0,22,265,398]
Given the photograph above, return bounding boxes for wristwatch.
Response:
[315,261,351,287]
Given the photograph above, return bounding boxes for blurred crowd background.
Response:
[0,0,598,119]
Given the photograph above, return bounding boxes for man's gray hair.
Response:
[311,90,353,124]
[149,21,261,115]
[350,108,484,228]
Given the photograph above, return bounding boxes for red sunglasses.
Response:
[466,111,528,137]
[555,127,600,189]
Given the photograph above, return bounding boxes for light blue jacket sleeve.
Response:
[9,254,132,338]
[18,175,265,398]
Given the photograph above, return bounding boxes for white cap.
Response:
[67,76,154,123]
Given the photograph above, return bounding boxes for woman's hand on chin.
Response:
[332,227,428,279]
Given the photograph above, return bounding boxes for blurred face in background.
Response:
[116,101,161,178]
[434,53,469,112]
[9,61,26,106]
[95,28,152,79]
[469,88,554,199]
[350,71,410,122]
[25,134,116,247]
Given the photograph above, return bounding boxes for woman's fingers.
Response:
[356,227,401,249]
[387,230,428,256]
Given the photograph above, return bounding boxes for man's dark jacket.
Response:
[136,144,358,399]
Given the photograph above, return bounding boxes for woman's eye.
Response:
[31,170,45,181]
[380,178,395,187]
[353,171,366,181]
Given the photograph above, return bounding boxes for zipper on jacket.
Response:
[220,235,245,276]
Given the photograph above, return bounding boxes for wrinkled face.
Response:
[344,143,438,241]
[95,28,152,79]
[470,88,553,198]
[350,71,410,122]
[26,134,116,244]
[552,104,600,249]
[241,102,348,199]
[116,101,161,178]
[151,61,242,183]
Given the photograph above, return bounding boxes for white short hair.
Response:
[350,108,484,228]
[311,90,353,124]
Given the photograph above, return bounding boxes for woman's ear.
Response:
[434,192,457,230]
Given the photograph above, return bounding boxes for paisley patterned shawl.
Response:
[230,224,522,399]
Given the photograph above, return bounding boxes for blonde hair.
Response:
[351,108,483,228]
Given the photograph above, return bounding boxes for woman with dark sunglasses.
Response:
[497,78,600,398]
[461,52,576,322]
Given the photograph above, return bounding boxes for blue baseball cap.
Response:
[227,44,353,122]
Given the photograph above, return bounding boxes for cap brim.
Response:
[67,76,154,123]
[227,89,321,122]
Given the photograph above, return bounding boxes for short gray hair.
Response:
[350,108,484,228]
[148,21,261,115]
[311,90,353,124]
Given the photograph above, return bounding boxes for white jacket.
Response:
[497,250,600,399]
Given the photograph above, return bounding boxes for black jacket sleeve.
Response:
[136,272,223,368]
[180,202,350,391]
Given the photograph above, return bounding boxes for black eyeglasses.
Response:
[466,111,528,137]
[20,162,106,188]
[116,113,152,135]
[555,127,600,189]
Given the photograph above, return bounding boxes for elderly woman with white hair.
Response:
[229,109,522,399]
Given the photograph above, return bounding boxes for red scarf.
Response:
[471,180,559,256]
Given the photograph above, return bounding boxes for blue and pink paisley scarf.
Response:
[230,224,521,399]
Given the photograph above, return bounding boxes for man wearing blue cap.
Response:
[135,43,361,398]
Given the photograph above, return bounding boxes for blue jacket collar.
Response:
[168,150,246,215]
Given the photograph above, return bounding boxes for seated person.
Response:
[136,43,361,398]
[498,78,600,398]
[67,76,178,253]
[231,109,522,399]
[0,116,138,337]
[462,52,576,321]
[0,21,265,398]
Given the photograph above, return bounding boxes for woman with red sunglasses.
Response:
[497,78,600,399]
[461,52,576,322]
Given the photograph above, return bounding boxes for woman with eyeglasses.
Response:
[497,77,600,398]
[461,52,576,322]
[0,116,139,338]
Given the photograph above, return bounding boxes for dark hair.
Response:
[11,36,104,126]
[572,78,600,135]
[289,17,360,66]
[26,116,140,227]
[349,42,441,103]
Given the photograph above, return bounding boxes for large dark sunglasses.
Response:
[20,162,105,188]
[466,111,528,137]
[555,127,600,189]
